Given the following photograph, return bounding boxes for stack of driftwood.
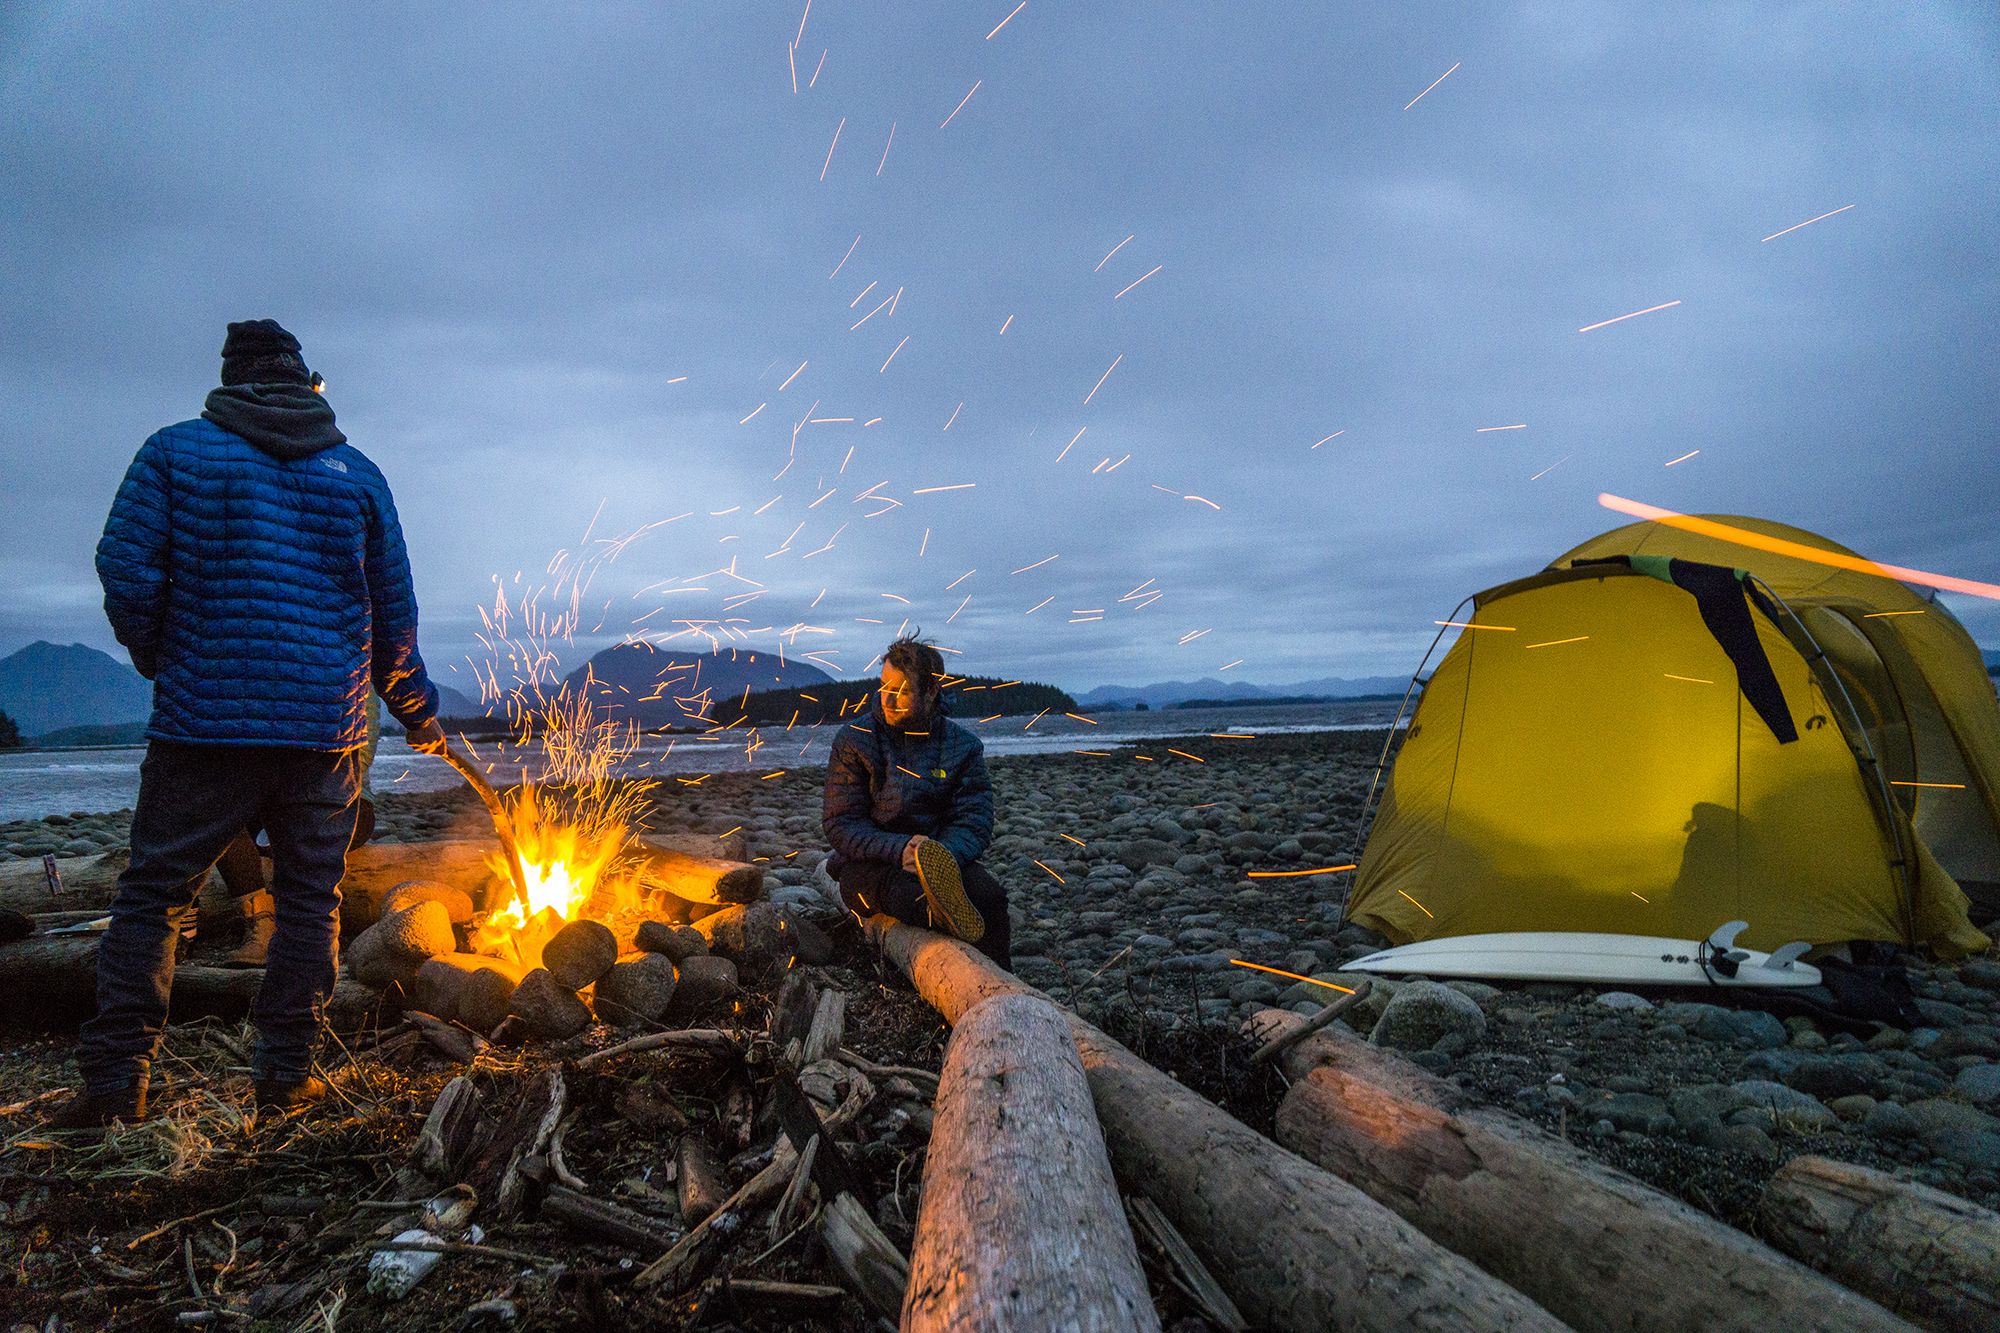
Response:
[868,919,2000,1333]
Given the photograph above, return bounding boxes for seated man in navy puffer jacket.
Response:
[823,635,1009,969]
[56,320,446,1129]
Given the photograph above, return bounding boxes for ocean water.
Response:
[0,698,1408,822]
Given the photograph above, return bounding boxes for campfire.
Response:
[466,783,636,971]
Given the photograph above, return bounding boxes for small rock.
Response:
[1904,1098,2000,1141]
[636,919,709,963]
[1713,1123,1778,1160]
[1730,1079,1838,1132]
[1228,979,1280,1004]
[455,964,529,1034]
[1957,1064,2000,1106]
[508,968,594,1040]
[347,901,458,988]
[1829,1094,1877,1122]
[380,879,477,925]
[1238,928,1289,947]
[666,955,739,1017]
[1595,991,1654,1011]
[1132,934,1175,951]
[1670,1083,1750,1127]
[1445,980,1500,1004]
[1370,980,1486,1054]
[595,954,680,1026]
[1117,838,1179,871]
[1962,959,2000,991]
[694,903,795,978]
[541,919,619,990]
[410,953,504,1023]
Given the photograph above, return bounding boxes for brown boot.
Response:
[222,891,275,968]
[254,1075,328,1112]
[48,1084,148,1130]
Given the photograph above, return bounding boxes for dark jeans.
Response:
[837,858,1011,970]
[78,741,363,1091]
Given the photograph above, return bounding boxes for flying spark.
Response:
[1034,860,1065,883]
[1530,456,1572,481]
[1056,427,1085,462]
[880,337,909,372]
[1397,889,1435,918]
[998,315,1013,335]
[1665,450,1699,466]
[1597,494,2000,600]
[1228,959,1355,995]
[1477,424,1526,432]
[1664,674,1713,684]
[1863,610,1926,618]
[914,484,975,494]
[1312,432,1345,448]
[1525,636,1589,648]
[1890,781,1967,789]
[876,122,896,175]
[852,293,894,330]
[1219,660,1243,671]
[1579,300,1681,333]
[1113,265,1162,299]
[1246,865,1358,878]
[941,80,982,128]
[779,361,807,390]
[1436,620,1515,630]
[945,569,975,590]
[740,403,766,424]
[850,281,878,307]
[1185,495,1220,509]
[1166,749,1204,762]
[1761,204,1853,243]
[942,403,962,431]
[1095,235,1133,272]
[1404,61,1460,109]
[809,48,826,88]
[1083,354,1122,404]
[986,1,1026,39]
[1012,555,1058,574]
[1025,596,1053,614]
[819,117,844,181]
[829,234,860,279]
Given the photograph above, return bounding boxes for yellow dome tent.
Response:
[1346,515,1995,959]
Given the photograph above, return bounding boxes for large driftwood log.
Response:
[541,1185,680,1254]
[0,850,130,914]
[629,839,765,908]
[905,991,1157,1333]
[340,841,503,932]
[870,918,1571,1333]
[0,934,280,1023]
[1757,1155,2000,1333]
[1249,1008,1924,1333]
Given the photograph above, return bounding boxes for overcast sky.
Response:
[3,2,1995,700]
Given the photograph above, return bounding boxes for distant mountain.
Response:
[30,721,149,748]
[558,644,834,728]
[1075,674,1410,710]
[0,642,152,736]
[435,684,486,719]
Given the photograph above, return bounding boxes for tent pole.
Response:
[1339,595,1472,929]
[1749,575,1920,949]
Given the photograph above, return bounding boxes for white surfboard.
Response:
[1337,922,1821,988]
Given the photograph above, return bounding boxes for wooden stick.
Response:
[800,990,847,1066]
[820,1190,908,1320]
[633,1141,798,1294]
[372,1238,559,1266]
[573,1028,741,1069]
[833,1048,940,1090]
[541,1185,680,1255]
[770,1133,820,1242]
[1249,978,1370,1066]
[1126,1194,1246,1332]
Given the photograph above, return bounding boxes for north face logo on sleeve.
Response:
[321,457,348,473]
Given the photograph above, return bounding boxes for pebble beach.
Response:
[7,725,1999,1229]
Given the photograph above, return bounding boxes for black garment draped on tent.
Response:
[1573,555,1799,744]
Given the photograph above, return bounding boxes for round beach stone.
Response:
[666,954,739,1017]
[1369,979,1486,1053]
[542,918,618,990]
[1957,1064,2000,1106]
[346,900,458,988]
[1594,991,1654,1011]
[594,953,679,1026]
[1829,1094,1877,1122]
[380,879,477,925]
[508,967,594,1040]
[456,962,530,1034]
[636,919,709,964]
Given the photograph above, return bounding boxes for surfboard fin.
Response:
[1706,920,1749,952]
[1763,941,1811,971]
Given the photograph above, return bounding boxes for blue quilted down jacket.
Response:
[96,392,439,750]
[822,703,994,873]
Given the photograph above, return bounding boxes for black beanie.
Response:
[219,319,315,387]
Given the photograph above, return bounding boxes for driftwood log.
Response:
[1756,1155,2000,1333]
[635,1139,799,1295]
[905,991,1157,1333]
[541,1184,680,1254]
[1249,1008,1924,1333]
[629,839,765,908]
[869,917,1571,1333]
[820,1190,909,1320]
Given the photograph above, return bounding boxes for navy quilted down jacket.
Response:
[822,704,993,873]
[96,402,439,750]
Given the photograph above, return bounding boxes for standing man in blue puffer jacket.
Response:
[55,320,447,1129]
[823,635,1010,969]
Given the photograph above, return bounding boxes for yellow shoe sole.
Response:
[914,840,984,943]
